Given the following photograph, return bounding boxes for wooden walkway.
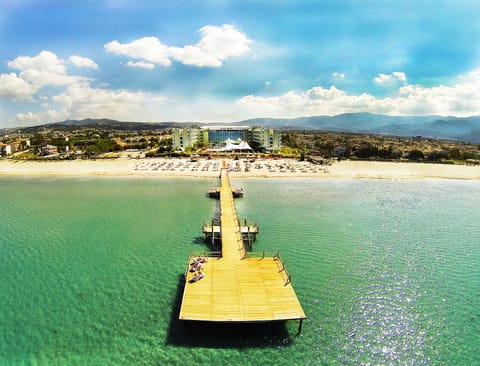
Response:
[202,224,258,236]
[179,164,305,323]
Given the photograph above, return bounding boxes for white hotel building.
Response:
[172,126,281,151]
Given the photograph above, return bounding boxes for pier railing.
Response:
[244,251,291,286]
[237,219,258,228]
[275,252,292,286]
[245,251,278,259]
[188,250,222,258]
[203,219,257,228]
[202,220,220,230]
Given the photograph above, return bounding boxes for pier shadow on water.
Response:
[166,275,293,348]
[193,236,206,245]
[192,236,219,252]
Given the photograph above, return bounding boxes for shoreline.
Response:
[1,158,480,180]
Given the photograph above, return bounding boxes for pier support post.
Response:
[297,319,303,335]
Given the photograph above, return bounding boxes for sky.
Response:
[2,0,480,127]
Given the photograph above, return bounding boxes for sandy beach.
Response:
[1,158,479,180]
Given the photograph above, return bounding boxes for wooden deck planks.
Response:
[179,256,305,321]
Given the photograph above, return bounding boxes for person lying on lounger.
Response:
[190,271,205,282]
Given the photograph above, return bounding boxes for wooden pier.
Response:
[202,219,258,249]
[179,162,305,328]
[208,186,244,198]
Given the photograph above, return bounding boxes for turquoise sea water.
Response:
[1,177,479,365]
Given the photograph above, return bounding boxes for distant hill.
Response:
[239,113,443,130]
[5,113,480,143]
[238,113,480,143]
[11,118,192,135]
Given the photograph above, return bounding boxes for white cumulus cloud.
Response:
[8,50,83,89]
[104,37,172,66]
[104,24,252,68]
[237,69,480,118]
[126,61,155,69]
[69,55,98,69]
[16,111,43,123]
[16,83,147,125]
[52,83,145,120]
[238,86,378,117]
[392,72,407,82]
[374,71,407,85]
[9,50,66,74]
[170,24,252,67]
[15,108,71,125]
[394,70,480,115]
[0,72,36,100]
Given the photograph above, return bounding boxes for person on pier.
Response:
[190,271,205,283]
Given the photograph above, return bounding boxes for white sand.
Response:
[0,158,479,180]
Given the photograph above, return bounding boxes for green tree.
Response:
[333,145,347,158]
[248,140,263,152]
[448,147,461,160]
[354,143,378,159]
[314,139,335,157]
[390,149,403,160]
[281,133,297,148]
[426,150,448,162]
[378,146,393,159]
[30,133,45,146]
[407,149,424,160]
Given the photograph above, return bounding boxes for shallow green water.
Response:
[1,177,479,365]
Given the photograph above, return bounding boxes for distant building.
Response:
[0,139,30,156]
[250,126,281,151]
[173,127,203,150]
[172,126,281,151]
[41,144,58,156]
